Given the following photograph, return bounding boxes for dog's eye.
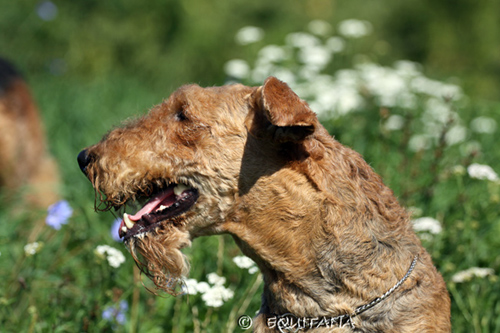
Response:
[175,106,188,122]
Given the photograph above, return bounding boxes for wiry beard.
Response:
[124,225,191,295]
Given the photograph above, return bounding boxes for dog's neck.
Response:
[228,214,421,329]
[224,138,421,320]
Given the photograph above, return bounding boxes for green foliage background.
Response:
[1,1,499,332]
[1,0,499,97]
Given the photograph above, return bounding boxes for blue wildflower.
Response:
[110,218,123,242]
[102,300,128,326]
[46,200,73,230]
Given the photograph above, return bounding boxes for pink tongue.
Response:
[128,188,175,221]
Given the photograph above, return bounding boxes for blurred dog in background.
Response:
[0,57,59,210]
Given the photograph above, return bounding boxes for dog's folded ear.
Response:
[247,76,317,143]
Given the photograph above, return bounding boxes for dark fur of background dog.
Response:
[0,58,59,210]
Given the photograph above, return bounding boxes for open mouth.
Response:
[118,184,199,240]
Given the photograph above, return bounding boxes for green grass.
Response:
[1,74,500,332]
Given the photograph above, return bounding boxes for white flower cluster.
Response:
[470,116,497,134]
[467,163,499,182]
[183,273,234,308]
[451,267,495,283]
[24,242,42,256]
[412,217,442,241]
[308,20,332,36]
[225,19,473,152]
[337,19,372,39]
[412,217,442,235]
[235,26,264,45]
[224,59,250,80]
[233,255,259,274]
[95,245,126,268]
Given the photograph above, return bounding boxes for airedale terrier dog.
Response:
[0,58,59,209]
[78,77,451,332]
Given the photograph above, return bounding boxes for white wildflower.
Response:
[384,115,405,131]
[224,59,250,79]
[183,273,234,307]
[334,69,358,88]
[471,116,497,134]
[298,45,331,69]
[233,255,259,274]
[321,90,361,117]
[233,256,255,269]
[338,19,372,38]
[423,98,454,125]
[285,32,320,48]
[251,63,274,83]
[332,87,364,116]
[308,20,332,36]
[445,125,467,146]
[357,63,412,108]
[235,26,264,45]
[412,217,442,234]
[452,267,495,283]
[467,163,499,181]
[326,37,345,53]
[306,73,363,117]
[394,60,422,77]
[196,281,211,294]
[410,76,437,95]
[270,68,296,86]
[201,284,234,307]
[24,242,42,256]
[408,134,431,152]
[411,77,462,101]
[440,83,463,101]
[207,272,226,286]
[95,245,126,268]
[257,45,288,63]
[298,66,322,81]
[398,92,418,109]
[248,266,259,274]
[183,278,199,295]
[310,70,363,116]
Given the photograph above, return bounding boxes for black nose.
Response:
[77,149,91,174]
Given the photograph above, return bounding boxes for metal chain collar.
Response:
[345,254,419,328]
[272,255,419,331]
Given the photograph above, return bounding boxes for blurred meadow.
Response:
[1,1,500,332]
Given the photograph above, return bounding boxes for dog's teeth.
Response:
[123,213,135,229]
[157,205,168,211]
[174,184,189,196]
[121,226,127,233]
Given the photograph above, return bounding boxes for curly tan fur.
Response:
[126,225,191,295]
[80,77,451,332]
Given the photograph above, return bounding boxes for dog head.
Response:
[78,77,323,293]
